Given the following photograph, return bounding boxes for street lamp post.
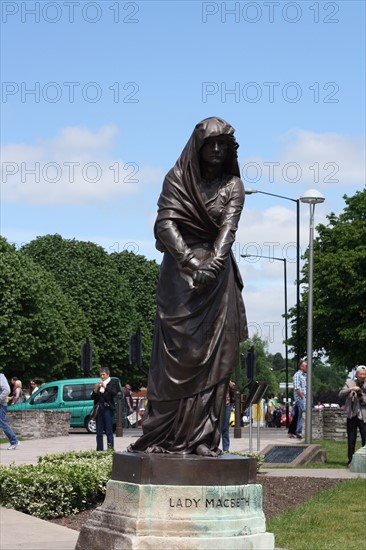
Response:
[241,253,290,427]
[245,189,300,366]
[299,189,325,444]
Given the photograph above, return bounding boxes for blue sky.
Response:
[1,0,365,355]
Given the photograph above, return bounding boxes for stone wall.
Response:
[312,408,347,440]
[7,410,70,439]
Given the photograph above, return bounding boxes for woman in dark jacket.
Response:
[92,367,118,451]
[129,117,248,457]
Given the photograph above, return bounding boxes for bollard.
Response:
[115,392,123,437]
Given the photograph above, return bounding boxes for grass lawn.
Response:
[268,479,366,550]
[0,437,24,444]
[300,438,362,469]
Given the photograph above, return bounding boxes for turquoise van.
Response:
[7,377,123,433]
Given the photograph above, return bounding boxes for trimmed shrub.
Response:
[0,450,113,518]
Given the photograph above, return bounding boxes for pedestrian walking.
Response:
[0,373,20,450]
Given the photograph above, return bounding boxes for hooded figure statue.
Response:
[129,117,248,456]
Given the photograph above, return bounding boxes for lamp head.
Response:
[300,189,325,205]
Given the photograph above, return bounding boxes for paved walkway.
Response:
[1,428,364,549]
[1,427,300,467]
[1,426,349,466]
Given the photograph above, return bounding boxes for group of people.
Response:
[0,374,42,450]
[0,366,140,453]
[6,377,39,405]
[5,376,28,405]
[266,394,283,428]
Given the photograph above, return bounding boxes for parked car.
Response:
[7,377,123,433]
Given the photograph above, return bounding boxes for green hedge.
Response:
[0,449,263,519]
[0,450,113,518]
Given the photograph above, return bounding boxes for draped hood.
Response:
[155,117,241,249]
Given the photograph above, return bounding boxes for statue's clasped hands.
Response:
[192,269,216,287]
[187,254,225,288]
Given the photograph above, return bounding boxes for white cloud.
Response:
[240,129,365,188]
[236,205,304,262]
[243,284,291,355]
[278,130,365,186]
[49,126,118,153]
[1,125,164,205]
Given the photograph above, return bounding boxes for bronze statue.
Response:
[128,117,248,456]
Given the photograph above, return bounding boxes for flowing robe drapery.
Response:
[129,117,248,454]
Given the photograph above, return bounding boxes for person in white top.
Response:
[29,380,39,395]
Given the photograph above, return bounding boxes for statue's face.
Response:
[200,136,229,166]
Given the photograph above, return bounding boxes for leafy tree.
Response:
[316,387,341,405]
[21,235,137,380]
[289,189,366,370]
[110,250,159,386]
[267,352,285,372]
[0,237,90,382]
[312,363,345,403]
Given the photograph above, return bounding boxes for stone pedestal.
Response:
[75,453,274,550]
[349,444,366,473]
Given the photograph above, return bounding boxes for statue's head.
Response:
[195,117,239,176]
